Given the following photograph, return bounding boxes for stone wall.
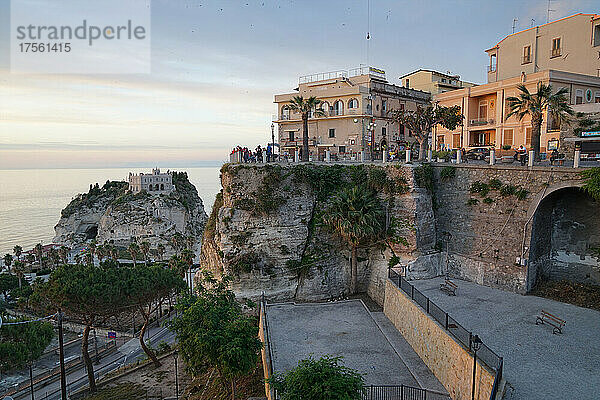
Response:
[432,164,587,293]
[383,280,496,400]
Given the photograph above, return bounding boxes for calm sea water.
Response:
[0,166,223,256]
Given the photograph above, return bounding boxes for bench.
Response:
[439,278,458,296]
[536,310,566,334]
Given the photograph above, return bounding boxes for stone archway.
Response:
[527,185,600,291]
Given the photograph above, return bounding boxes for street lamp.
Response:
[471,334,483,400]
[271,123,275,162]
[28,359,34,400]
[442,231,452,278]
[172,350,179,400]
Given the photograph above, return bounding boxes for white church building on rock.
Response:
[128,168,175,195]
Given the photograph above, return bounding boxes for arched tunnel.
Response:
[527,187,600,291]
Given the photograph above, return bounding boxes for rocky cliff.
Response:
[200,163,440,305]
[53,172,207,256]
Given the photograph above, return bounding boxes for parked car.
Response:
[465,147,491,160]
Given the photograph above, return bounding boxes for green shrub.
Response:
[488,178,502,190]
[483,197,494,204]
[499,184,517,197]
[440,166,456,181]
[466,198,479,206]
[502,145,512,150]
[414,164,434,193]
[581,167,600,202]
[515,188,529,200]
[470,181,490,197]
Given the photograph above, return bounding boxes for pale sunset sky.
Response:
[0,0,597,169]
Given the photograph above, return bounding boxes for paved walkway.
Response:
[266,300,449,398]
[411,277,600,400]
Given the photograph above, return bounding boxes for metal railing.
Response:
[275,385,429,400]
[469,118,495,126]
[388,269,503,400]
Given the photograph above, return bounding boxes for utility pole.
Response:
[29,361,35,400]
[58,309,67,400]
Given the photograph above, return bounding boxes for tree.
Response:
[12,260,25,288]
[35,264,131,392]
[34,243,43,269]
[389,102,463,160]
[140,241,151,266]
[0,273,19,299]
[270,355,364,400]
[171,233,184,254]
[506,82,573,161]
[3,254,13,273]
[13,245,22,262]
[128,242,140,267]
[0,317,54,374]
[168,272,261,400]
[48,248,60,269]
[126,265,185,366]
[286,96,325,162]
[322,185,385,294]
[58,246,69,264]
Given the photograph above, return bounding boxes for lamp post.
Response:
[28,360,35,400]
[471,334,483,400]
[442,231,452,278]
[271,123,275,162]
[172,350,179,400]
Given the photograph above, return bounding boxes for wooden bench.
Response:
[536,310,566,334]
[439,278,458,296]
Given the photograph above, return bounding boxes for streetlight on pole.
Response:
[28,359,35,400]
[471,334,483,400]
[271,123,276,161]
[172,350,179,400]
[57,309,67,400]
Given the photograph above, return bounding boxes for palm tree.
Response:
[140,242,151,266]
[89,240,97,260]
[506,83,573,161]
[170,233,184,255]
[322,185,385,294]
[3,253,13,273]
[128,242,140,267]
[83,251,94,266]
[13,245,22,262]
[286,96,325,161]
[96,244,105,263]
[48,248,60,269]
[13,260,25,288]
[156,244,165,262]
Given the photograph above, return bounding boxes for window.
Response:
[288,131,295,141]
[452,134,461,149]
[503,129,513,146]
[339,145,346,153]
[595,25,600,47]
[405,79,410,88]
[328,128,335,138]
[282,106,290,119]
[525,127,532,146]
[437,135,445,145]
[399,124,405,137]
[522,45,531,64]
[348,98,358,109]
[399,103,405,111]
[442,78,447,83]
[321,101,330,115]
[551,37,561,57]
[382,127,387,137]
[595,91,600,103]
[382,99,387,112]
[575,89,584,105]
[333,100,343,116]
[478,100,488,120]
[489,54,497,72]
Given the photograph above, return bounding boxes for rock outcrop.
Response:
[53,172,207,256]
[200,163,439,305]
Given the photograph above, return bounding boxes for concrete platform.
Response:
[265,299,449,397]
[411,277,600,400]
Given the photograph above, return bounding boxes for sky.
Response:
[0,0,597,169]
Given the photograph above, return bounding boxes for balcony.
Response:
[469,118,495,127]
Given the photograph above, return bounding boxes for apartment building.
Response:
[435,13,600,152]
[399,69,476,95]
[273,66,430,160]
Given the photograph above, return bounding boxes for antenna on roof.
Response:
[512,18,518,33]
[546,0,555,23]
[366,0,371,66]
[531,18,535,27]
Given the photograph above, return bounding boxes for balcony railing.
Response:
[469,118,495,126]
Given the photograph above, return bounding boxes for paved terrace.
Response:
[266,299,449,398]
[411,277,600,400]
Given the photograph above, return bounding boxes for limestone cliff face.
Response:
[54,173,207,255]
[200,164,439,305]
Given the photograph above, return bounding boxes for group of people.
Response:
[230,144,276,163]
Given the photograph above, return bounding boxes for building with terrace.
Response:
[128,168,174,194]
[273,66,430,160]
[434,13,600,153]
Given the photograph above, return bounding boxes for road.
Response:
[8,318,176,400]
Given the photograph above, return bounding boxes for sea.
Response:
[0,166,223,256]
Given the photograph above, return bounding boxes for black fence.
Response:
[275,385,429,400]
[388,269,503,400]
